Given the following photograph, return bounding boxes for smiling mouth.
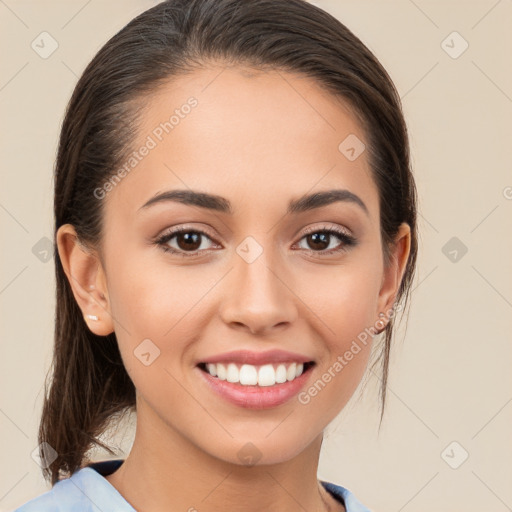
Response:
[197,361,315,387]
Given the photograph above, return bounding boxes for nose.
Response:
[218,248,298,336]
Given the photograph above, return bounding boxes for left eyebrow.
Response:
[138,188,369,217]
[287,189,369,217]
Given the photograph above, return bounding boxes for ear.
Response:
[376,222,411,321]
[56,223,114,336]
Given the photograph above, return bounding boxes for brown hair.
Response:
[40,0,418,485]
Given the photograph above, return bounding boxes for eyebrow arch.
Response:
[138,188,369,216]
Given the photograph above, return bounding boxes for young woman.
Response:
[15,0,417,510]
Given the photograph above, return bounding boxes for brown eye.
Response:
[305,232,331,251]
[156,228,218,258]
[296,226,357,255]
[174,231,202,251]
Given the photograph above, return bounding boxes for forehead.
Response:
[105,65,379,221]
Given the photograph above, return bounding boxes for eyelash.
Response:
[154,224,357,259]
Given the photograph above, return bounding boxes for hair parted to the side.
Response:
[41,0,418,485]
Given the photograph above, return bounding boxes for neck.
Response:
[105,398,343,512]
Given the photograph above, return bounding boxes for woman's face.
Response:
[65,65,410,465]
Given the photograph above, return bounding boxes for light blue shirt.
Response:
[13,459,372,511]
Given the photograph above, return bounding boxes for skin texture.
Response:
[57,65,411,512]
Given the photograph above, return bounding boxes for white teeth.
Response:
[206,363,216,377]
[258,364,275,387]
[286,363,296,381]
[216,363,227,380]
[226,363,239,383]
[239,364,258,385]
[275,364,287,383]
[204,361,309,386]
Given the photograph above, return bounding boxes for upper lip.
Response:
[198,349,314,366]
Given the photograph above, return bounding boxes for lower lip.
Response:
[197,365,313,409]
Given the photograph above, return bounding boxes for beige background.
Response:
[1,0,511,510]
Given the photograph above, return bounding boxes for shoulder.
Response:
[13,476,78,511]
[12,466,120,512]
[12,491,55,511]
[321,480,373,512]
[13,461,134,512]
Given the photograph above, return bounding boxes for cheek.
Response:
[106,254,216,373]
[297,282,377,424]
[297,259,381,400]
[107,249,195,334]
[301,257,382,341]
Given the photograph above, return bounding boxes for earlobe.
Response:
[56,223,115,336]
[377,222,411,321]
